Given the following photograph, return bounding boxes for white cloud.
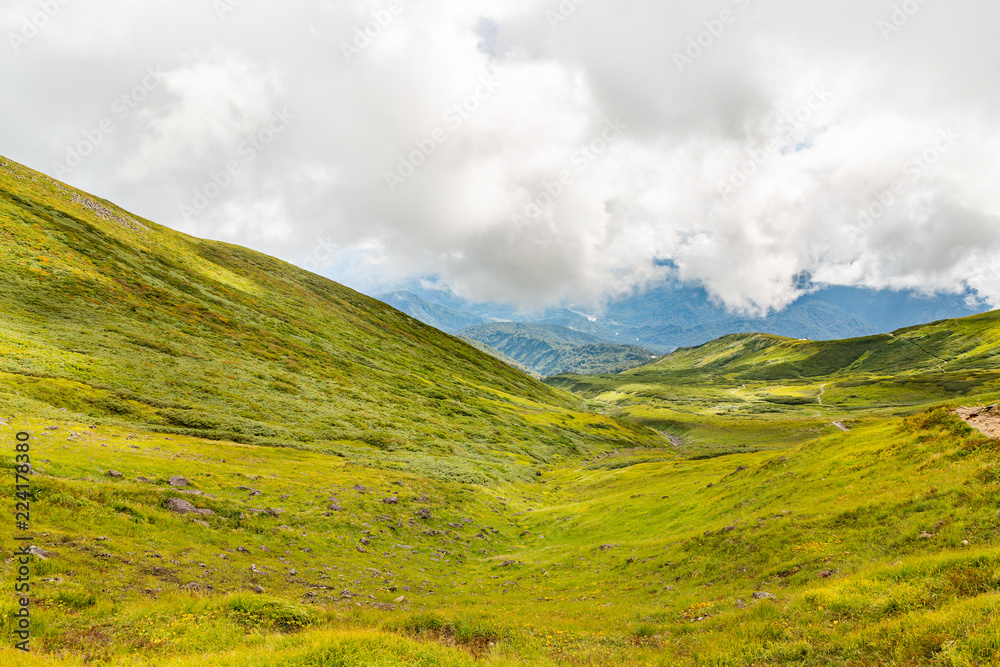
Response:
[3,0,1000,312]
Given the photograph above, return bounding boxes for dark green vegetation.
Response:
[2,155,1000,666]
[457,322,658,377]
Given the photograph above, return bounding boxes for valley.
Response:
[2,156,1000,666]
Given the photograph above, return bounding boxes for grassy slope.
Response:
[0,156,654,485]
[2,156,1000,665]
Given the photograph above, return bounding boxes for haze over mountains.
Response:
[377,280,987,359]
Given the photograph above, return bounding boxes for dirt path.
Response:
[955,405,1000,439]
[831,421,850,433]
[818,384,828,407]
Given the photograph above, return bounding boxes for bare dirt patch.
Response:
[955,405,1000,439]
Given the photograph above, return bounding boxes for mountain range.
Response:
[376,280,987,357]
[3,154,1000,666]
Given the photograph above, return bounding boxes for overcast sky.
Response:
[3,0,999,313]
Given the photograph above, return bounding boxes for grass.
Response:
[3,155,1000,664]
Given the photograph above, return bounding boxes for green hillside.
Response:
[0,156,653,485]
[457,322,658,377]
[3,154,1000,666]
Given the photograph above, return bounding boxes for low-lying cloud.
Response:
[3,0,999,314]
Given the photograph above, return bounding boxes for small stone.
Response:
[288,569,297,576]
[251,585,265,594]
[28,546,53,560]
[383,497,398,505]
[395,595,406,603]
[817,570,834,578]
[354,485,367,493]
[251,564,261,574]
[182,582,201,591]
[107,471,124,479]
[164,498,214,516]
[962,540,970,546]
[45,426,59,431]
[752,592,777,600]
[415,508,432,520]
[192,520,209,528]
[168,476,190,487]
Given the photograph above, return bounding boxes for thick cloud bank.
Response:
[3,0,999,313]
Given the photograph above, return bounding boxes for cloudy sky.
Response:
[3,0,999,314]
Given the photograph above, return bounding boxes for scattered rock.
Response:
[919,531,934,539]
[237,547,249,554]
[192,520,210,528]
[327,503,343,511]
[383,497,398,505]
[353,485,367,493]
[182,583,201,591]
[357,545,368,553]
[395,595,406,603]
[817,570,835,578]
[251,564,261,574]
[752,592,777,600]
[164,498,214,516]
[45,426,59,431]
[962,540,971,546]
[288,569,297,576]
[415,508,432,520]
[168,476,190,487]
[107,471,124,479]
[251,585,265,594]
[28,546,53,560]
[734,599,747,608]
[136,477,154,483]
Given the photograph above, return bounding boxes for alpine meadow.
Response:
[2,153,1000,666]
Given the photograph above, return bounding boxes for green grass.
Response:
[3,155,1000,665]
